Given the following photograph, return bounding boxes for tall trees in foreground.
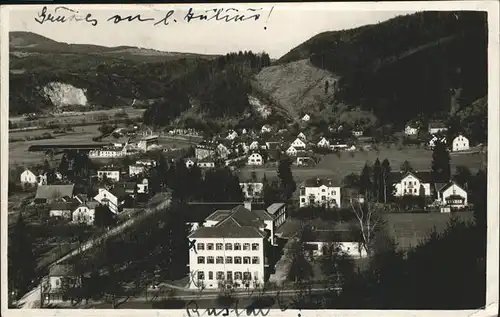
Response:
[8,214,37,297]
[355,158,393,203]
[431,140,451,182]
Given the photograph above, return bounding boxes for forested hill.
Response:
[276,11,487,127]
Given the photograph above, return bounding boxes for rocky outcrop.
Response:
[42,82,88,109]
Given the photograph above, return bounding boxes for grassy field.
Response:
[239,147,486,184]
[9,124,102,167]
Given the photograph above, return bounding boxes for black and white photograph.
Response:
[1,2,498,316]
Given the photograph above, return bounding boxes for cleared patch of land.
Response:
[239,147,486,183]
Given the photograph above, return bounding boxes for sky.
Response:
[8,4,416,59]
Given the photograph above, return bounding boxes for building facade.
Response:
[299,178,341,208]
[452,134,470,152]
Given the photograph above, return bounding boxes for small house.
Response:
[261,125,272,133]
[247,152,264,166]
[436,182,468,210]
[72,201,99,225]
[428,121,448,135]
[317,137,330,148]
[291,138,306,149]
[301,114,311,122]
[286,146,298,157]
[452,134,470,152]
[20,169,39,186]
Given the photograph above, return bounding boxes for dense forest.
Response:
[278,11,488,128]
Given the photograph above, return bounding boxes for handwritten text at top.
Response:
[33,6,274,28]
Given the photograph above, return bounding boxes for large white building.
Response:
[188,205,271,290]
[299,178,341,208]
[97,168,121,182]
[452,134,470,152]
[393,171,432,197]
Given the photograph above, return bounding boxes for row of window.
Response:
[197,256,260,264]
[404,188,418,194]
[197,271,258,281]
[197,242,259,251]
[403,181,418,186]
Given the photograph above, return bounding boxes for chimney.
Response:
[244,201,252,211]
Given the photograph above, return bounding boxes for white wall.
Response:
[441,183,468,206]
[299,185,341,208]
[452,135,470,152]
[97,170,120,182]
[394,174,431,197]
[188,237,265,289]
[20,170,37,184]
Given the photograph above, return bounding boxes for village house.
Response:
[97,167,121,182]
[185,158,196,168]
[249,141,260,151]
[299,178,342,208]
[429,135,447,149]
[49,201,75,219]
[20,169,41,186]
[301,114,311,122]
[94,187,127,214]
[291,138,307,149]
[241,128,248,135]
[34,184,75,204]
[317,137,330,148]
[352,130,364,137]
[42,264,81,304]
[286,146,298,157]
[72,200,99,225]
[392,171,432,197]
[216,143,231,159]
[226,131,239,140]
[302,230,367,259]
[239,182,264,200]
[261,125,272,134]
[428,121,448,135]
[436,182,468,210]
[195,143,216,160]
[188,204,274,290]
[197,158,216,169]
[247,152,264,166]
[297,132,307,141]
[266,203,287,230]
[137,134,160,152]
[135,159,156,167]
[452,134,470,152]
[405,122,420,136]
[296,156,315,167]
[129,164,146,177]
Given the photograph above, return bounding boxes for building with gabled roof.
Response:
[35,184,75,204]
[299,178,341,208]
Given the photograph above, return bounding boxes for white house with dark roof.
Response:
[452,134,470,152]
[94,187,127,214]
[72,200,99,225]
[97,167,121,182]
[188,204,271,290]
[436,182,468,210]
[185,158,196,168]
[297,132,307,141]
[291,138,307,149]
[317,137,330,148]
[20,169,39,185]
[393,171,432,197]
[49,201,75,219]
[261,125,272,133]
[247,152,264,166]
[299,178,341,208]
[286,146,298,157]
[301,114,310,122]
[129,164,146,177]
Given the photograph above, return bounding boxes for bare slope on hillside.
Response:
[253,59,339,119]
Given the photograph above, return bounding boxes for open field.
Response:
[239,147,486,183]
[9,124,102,167]
[9,107,146,125]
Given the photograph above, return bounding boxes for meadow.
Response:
[239,147,486,184]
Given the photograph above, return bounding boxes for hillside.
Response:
[261,11,487,128]
[253,59,339,118]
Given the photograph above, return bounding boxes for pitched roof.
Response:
[389,171,434,184]
[303,178,340,187]
[35,185,75,200]
[188,220,265,239]
[50,201,76,211]
[429,121,446,129]
[267,203,286,215]
[78,200,100,210]
[439,182,465,193]
[49,264,75,276]
[205,210,232,222]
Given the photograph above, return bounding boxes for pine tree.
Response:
[372,159,382,202]
[359,163,372,199]
[400,160,413,174]
[277,158,296,201]
[381,159,393,203]
[8,214,36,296]
[58,154,69,178]
[431,140,451,183]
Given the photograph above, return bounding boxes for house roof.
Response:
[389,171,434,184]
[35,185,75,200]
[188,223,265,239]
[205,210,232,222]
[429,121,446,129]
[267,203,286,215]
[303,178,340,188]
[78,200,100,210]
[439,182,464,193]
[50,201,76,211]
[49,264,75,276]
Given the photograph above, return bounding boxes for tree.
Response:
[431,140,451,183]
[277,158,296,201]
[8,214,37,296]
[94,205,116,228]
[372,159,382,202]
[381,159,393,203]
[287,239,314,283]
[349,202,384,257]
[453,165,472,189]
[400,160,413,174]
[359,163,372,199]
[471,169,487,230]
[58,154,69,178]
